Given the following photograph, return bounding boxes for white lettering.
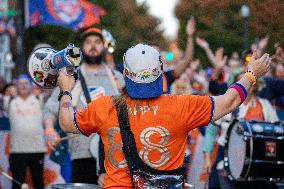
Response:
[152,105,159,115]
[128,104,159,116]
[142,105,150,115]
[133,106,138,116]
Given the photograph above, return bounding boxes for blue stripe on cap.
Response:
[125,75,163,99]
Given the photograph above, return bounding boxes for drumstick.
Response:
[0,166,29,189]
[57,134,80,143]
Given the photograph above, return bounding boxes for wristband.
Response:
[229,83,247,103]
[58,91,72,101]
[247,70,256,77]
[244,71,257,85]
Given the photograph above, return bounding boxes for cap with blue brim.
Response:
[123,44,163,99]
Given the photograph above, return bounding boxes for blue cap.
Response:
[16,74,31,81]
[16,74,32,87]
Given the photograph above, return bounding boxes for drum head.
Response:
[52,183,102,189]
[228,122,246,179]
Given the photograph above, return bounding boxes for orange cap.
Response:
[82,27,104,41]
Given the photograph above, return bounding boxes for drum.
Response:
[224,120,284,181]
[52,183,102,189]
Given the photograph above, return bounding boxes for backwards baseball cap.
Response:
[82,27,104,41]
[124,44,163,99]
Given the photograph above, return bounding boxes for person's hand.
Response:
[45,128,60,151]
[202,153,212,174]
[214,48,227,69]
[196,37,209,49]
[259,36,269,50]
[190,59,200,71]
[185,67,193,80]
[186,16,195,37]
[215,47,224,59]
[57,69,75,91]
[274,42,284,59]
[247,52,271,78]
[98,173,106,188]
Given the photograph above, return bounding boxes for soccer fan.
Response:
[57,44,271,188]
[43,27,124,185]
[8,74,46,189]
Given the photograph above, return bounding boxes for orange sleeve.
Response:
[178,95,214,131]
[74,100,100,136]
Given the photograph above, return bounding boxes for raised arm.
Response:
[183,16,195,62]
[196,37,216,66]
[173,17,195,77]
[212,53,271,121]
[57,71,79,134]
[251,36,269,57]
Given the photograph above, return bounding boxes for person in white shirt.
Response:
[7,74,47,189]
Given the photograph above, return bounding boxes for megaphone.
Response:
[27,44,82,89]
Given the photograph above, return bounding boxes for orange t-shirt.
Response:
[244,99,264,121]
[75,94,213,188]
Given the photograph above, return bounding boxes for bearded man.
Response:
[43,27,124,185]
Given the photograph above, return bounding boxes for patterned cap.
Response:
[123,44,163,99]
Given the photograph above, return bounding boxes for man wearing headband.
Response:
[57,44,271,188]
[8,74,47,189]
[43,27,124,185]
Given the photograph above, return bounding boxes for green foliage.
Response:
[25,26,76,51]
[24,0,167,63]
[175,0,284,67]
[94,0,167,62]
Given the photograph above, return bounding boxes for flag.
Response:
[0,18,16,37]
[6,19,16,37]
[25,0,106,30]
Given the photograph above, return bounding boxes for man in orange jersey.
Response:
[57,44,271,188]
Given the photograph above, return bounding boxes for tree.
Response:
[93,0,167,62]
[23,0,166,65]
[175,0,284,66]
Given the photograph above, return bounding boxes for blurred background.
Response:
[0,1,284,189]
[1,0,283,81]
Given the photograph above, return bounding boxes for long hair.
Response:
[111,87,152,116]
[112,87,128,110]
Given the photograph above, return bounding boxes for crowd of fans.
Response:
[0,16,284,189]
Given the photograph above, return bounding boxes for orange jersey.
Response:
[75,94,213,188]
[244,99,264,121]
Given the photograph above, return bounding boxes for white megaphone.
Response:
[27,44,82,89]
